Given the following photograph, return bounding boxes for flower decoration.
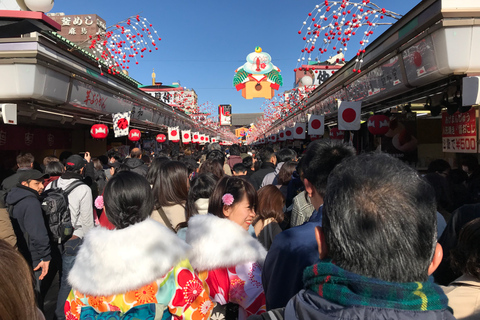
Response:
[222,193,234,206]
[94,195,104,210]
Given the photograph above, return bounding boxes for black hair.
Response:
[185,173,218,220]
[259,147,275,163]
[427,159,451,174]
[450,217,480,280]
[276,148,297,163]
[229,144,241,156]
[242,156,253,169]
[146,157,170,185]
[206,150,225,165]
[323,153,437,282]
[302,141,355,197]
[277,161,296,185]
[115,164,131,174]
[44,161,64,176]
[208,176,257,218]
[153,161,189,207]
[103,171,154,229]
[233,163,247,174]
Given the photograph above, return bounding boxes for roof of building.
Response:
[231,113,263,126]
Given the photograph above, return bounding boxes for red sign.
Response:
[442,108,477,153]
[0,125,72,150]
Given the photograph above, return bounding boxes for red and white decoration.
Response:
[293,122,306,140]
[156,134,166,143]
[269,134,278,143]
[182,130,191,144]
[285,127,294,140]
[128,129,141,141]
[329,128,345,140]
[308,114,325,136]
[200,134,206,145]
[211,137,218,143]
[367,115,390,135]
[279,130,286,141]
[112,111,131,138]
[338,101,362,131]
[260,137,266,144]
[90,124,108,139]
[168,126,180,142]
[205,136,210,143]
[192,132,200,144]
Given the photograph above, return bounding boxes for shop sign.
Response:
[442,108,477,153]
[0,125,71,150]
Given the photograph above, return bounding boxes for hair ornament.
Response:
[222,193,234,206]
[94,195,104,210]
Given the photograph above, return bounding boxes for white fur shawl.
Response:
[68,218,190,296]
[185,214,267,271]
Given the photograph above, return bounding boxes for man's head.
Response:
[18,170,48,194]
[232,163,247,176]
[259,147,276,165]
[302,141,355,209]
[208,143,221,152]
[64,155,86,174]
[107,149,122,163]
[130,148,142,159]
[319,153,441,283]
[276,148,297,164]
[16,153,34,169]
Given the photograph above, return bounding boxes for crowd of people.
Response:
[0,141,479,319]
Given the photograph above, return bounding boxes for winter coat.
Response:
[186,214,267,320]
[0,207,16,247]
[442,274,480,319]
[260,162,284,188]
[0,167,32,208]
[227,155,243,171]
[194,198,209,215]
[151,203,186,231]
[6,186,51,266]
[124,158,149,177]
[65,218,215,320]
[249,162,275,191]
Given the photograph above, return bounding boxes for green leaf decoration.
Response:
[266,70,283,86]
[233,69,249,86]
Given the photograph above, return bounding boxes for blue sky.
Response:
[52,0,420,115]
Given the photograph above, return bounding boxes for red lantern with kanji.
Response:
[367,115,390,135]
[329,128,344,140]
[90,124,108,139]
[128,129,141,141]
[156,134,166,143]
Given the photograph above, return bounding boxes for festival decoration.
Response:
[182,130,191,144]
[294,123,307,140]
[112,111,131,138]
[330,127,345,140]
[338,101,361,130]
[90,124,108,139]
[367,114,390,135]
[285,127,294,140]
[234,47,282,99]
[128,129,141,141]
[156,134,166,143]
[192,132,200,144]
[308,114,325,136]
[87,15,162,76]
[296,0,401,73]
[168,127,180,142]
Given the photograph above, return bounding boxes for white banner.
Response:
[293,122,306,140]
[112,111,131,138]
[182,130,191,143]
[308,114,325,136]
[338,101,362,131]
[168,126,180,141]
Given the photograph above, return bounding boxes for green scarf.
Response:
[303,261,449,311]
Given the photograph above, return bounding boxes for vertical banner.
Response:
[285,127,294,140]
[293,122,306,140]
[219,104,232,125]
[192,132,200,144]
[442,109,477,153]
[279,130,286,141]
[112,111,131,138]
[182,130,191,144]
[338,101,361,131]
[308,114,325,136]
[168,126,180,142]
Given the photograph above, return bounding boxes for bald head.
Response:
[130,148,142,159]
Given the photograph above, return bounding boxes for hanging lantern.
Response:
[367,115,390,135]
[128,129,141,141]
[329,128,344,140]
[90,124,108,139]
[156,134,166,143]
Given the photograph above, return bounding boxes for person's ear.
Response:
[428,243,443,275]
[304,179,314,198]
[21,181,28,187]
[315,226,328,260]
[223,205,232,218]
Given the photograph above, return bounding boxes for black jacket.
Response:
[248,162,275,190]
[6,185,51,266]
[0,168,32,208]
[124,158,149,177]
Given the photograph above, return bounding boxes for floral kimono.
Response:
[65,218,214,320]
[186,214,267,320]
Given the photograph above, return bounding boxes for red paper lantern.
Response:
[329,128,344,140]
[90,124,108,139]
[128,129,141,141]
[156,134,166,143]
[367,115,390,135]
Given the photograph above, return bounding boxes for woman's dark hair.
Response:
[45,161,64,176]
[184,173,218,221]
[206,150,225,165]
[92,158,103,171]
[229,144,241,156]
[277,161,296,185]
[153,161,189,207]
[208,176,257,218]
[427,159,451,174]
[254,185,285,226]
[103,171,154,229]
[115,164,131,174]
[199,159,224,180]
[146,156,170,185]
[450,217,480,280]
[242,156,253,169]
[0,239,38,320]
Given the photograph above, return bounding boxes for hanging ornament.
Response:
[90,124,109,139]
[128,129,141,141]
[156,133,166,143]
[367,115,390,135]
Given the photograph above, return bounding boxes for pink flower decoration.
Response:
[222,193,234,206]
[94,195,104,210]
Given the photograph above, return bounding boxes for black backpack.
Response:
[41,180,84,243]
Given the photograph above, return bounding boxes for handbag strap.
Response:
[156,206,175,232]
